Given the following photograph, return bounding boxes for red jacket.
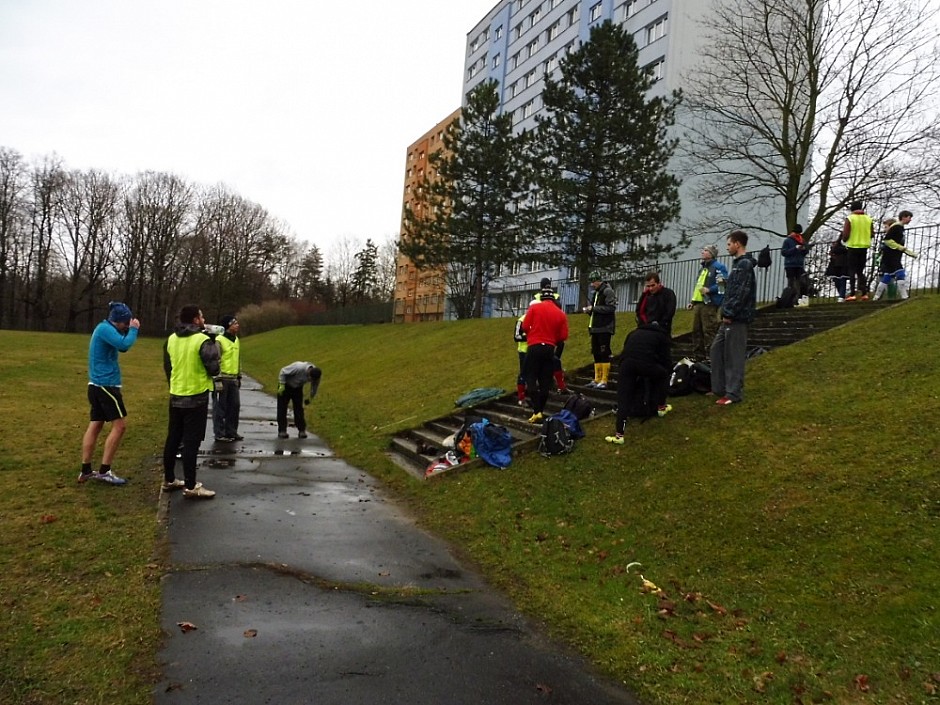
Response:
[522,300,569,347]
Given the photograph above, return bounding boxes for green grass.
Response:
[2,301,938,704]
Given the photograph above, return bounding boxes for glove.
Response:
[304,399,310,406]
[277,383,285,395]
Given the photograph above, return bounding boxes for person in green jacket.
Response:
[162,305,221,499]
[841,200,874,301]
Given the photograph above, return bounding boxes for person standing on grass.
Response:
[687,246,728,360]
[583,272,617,389]
[605,323,673,446]
[162,305,220,499]
[522,291,569,425]
[277,362,322,438]
[841,200,874,301]
[212,315,242,442]
[711,230,757,406]
[79,301,140,485]
[636,271,677,335]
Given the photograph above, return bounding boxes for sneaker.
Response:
[594,382,607,390]
[232,434,244,441]
[836,297,845,303]
[557,387,573,395]
[845,295,857,301]
[715,397,735,405]
[657,404,673,417]
[215,436,235,442]
[91,470,127,485]
[605,435,624,445]
[277,432,289,439]
[527,412,543,424]
[298,431,308,439]
[183,484,216,499]
[77,471,93,483]
[517,398,526,406]
[585,380,599,388]
[162,479,185,491]
[860,295,869,301]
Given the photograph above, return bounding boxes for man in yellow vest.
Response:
[162,305,221,499]
[212,315,242,442]
[840,200,874,301]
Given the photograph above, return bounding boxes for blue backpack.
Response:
[469,419,513,469]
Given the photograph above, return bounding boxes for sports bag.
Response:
[757,245,772,268]
[469,418,513,469]
[538,416,574,457]
[563,392,594,420]
[668,358,694,397]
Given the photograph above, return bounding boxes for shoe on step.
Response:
[183,484,215,499]
[527,412,543,424]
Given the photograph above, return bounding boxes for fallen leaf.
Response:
[177,622,197,633]
[775,651,788,664]
[853,674,870,692]
[535,683,553,696]
[706,600,728,616]
[243,629,257,638]
[752,671,774,693]
[40,514,57,524]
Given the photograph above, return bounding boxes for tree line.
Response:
[0,148,396,333]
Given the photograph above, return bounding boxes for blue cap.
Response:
[108,301,132,323]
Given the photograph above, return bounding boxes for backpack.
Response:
[776,286,797,308]
[757,245,772,268]
[563,392,594,420]
[668,358,694,397]
[551,409,585,439]
[469,419,513,469]
[690,360,712,394]
[538,416,574,457]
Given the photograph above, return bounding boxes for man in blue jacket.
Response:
[687,245,728,359]
[711,231,757,405]
[79,301,140,485]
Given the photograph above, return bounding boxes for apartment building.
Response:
[392,109,460,323]
[462,0,795,316]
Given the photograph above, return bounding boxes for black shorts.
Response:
[87,384,128,422]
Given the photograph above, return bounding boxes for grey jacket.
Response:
[278,361,321,399]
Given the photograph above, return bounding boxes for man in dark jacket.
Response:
[781,224,809,306]
[605,323,673,445]
[711,231,757,405]
[583,271,617,389]
[162,305,221,499]
[636,271,677,335]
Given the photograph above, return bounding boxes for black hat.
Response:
[220,315,237,330]
[539,277,552,289]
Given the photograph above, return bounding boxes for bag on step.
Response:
[538,416,574,457]
[470,418,513,469]
[668,357,694,397]
[757,245,772,268]
[563,392,594,420]
[776,286,797,308]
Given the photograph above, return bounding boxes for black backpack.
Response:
[563,392,594,420]
[668,358,694,397]
[776,286,797,308]
[690,360,712,394]
[757,245,772,268]
[538,416,574,457]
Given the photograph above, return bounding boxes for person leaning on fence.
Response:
[277,362,322,439]
[687,246,728,360]
[841,201,874,301]
[825,238,850,302]
[873,210,917,300]
[781,224,810,306]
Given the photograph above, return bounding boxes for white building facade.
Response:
[460,0,796,317]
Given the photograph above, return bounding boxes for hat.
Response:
[588,271,601,282]
[703,245,718,259]
[107,301,132,324]
[793,224,803,234]
[539,277,552,289]
[220,315,237,330]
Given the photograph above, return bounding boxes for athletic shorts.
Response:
[87,384,128,422]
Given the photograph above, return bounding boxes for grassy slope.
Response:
[1,300,936,704]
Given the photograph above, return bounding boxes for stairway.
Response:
[388,300,899,480]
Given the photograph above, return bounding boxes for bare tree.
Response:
[375,236,397,303]
[23,155,65,330]
[325,237,359,307]
[0,147,27,328]
[681,0,940,242]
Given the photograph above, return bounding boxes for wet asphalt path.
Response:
[154,377,640,705]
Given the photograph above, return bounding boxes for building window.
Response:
[544,52,558,74]
[514,22,523,40]
[646,56,665,82]
[589,2,602,22]
[527,37,539,57]
[525,69,537,87]
[529,4,542,27]
[492,53,501,69]
[522,100,535,118]
[495,25,503,40]
[509,80,519,98]
[548,19,561,41]
[646,15,667,45]
[567,5,580,27]
[510,51,521,69]
[621,0,640,19]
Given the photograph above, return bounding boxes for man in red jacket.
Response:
[521,292,569,424]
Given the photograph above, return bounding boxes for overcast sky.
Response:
[0,0,496,254]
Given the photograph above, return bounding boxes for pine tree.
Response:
[531,21,682,304]
[400,80,532,319]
